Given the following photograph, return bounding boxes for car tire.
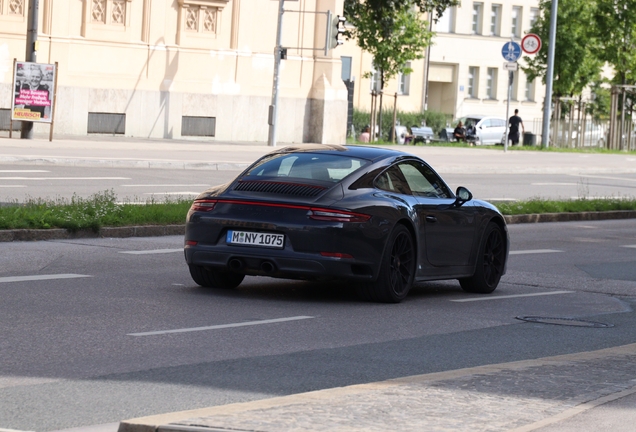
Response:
[358,224,415,303]
[459,222,505,294]
[189,264,245,288]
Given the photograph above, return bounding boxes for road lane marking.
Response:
[0,177,130,180]
[0,170,49,173]
[0,274,92,284]
[143,192,200,195]
[128,316,315,337]
[451,291,574,302]
[509,249,564,255]
[0,185,26,188]
[119,248,182,255]
[121,184,209,187]
[1,177,131,181]
[621,245,636,249]
[531,182,577,186]
[568,174,636,182]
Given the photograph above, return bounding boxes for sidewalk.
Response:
[2,135,636,175]
[118,343,636,432]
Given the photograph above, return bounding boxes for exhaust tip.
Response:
[260,260,276,274]
[228,258,244,271]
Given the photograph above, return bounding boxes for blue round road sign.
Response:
[501,41,522,62]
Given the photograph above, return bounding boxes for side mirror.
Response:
[455,186,473,206]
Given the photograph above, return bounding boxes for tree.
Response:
[354,0,459,23]
[522,0,602,98]
[595,0,636,85]
[345,1,437,139]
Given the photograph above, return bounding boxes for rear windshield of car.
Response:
[245,153,370,183]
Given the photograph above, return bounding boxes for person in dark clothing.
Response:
[508,109,525,145]
[453,121,466,142]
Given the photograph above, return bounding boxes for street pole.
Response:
[267,0,285,147]
[504,70,513,153]
[422,14,433,112]
[21,0,39,139]
[541,0,558,148]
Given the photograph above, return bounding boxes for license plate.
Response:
[226,230,285,249]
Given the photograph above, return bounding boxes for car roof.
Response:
[269,144,412,162]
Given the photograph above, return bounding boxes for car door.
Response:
[478,118,492,143]
[396,161,478,267]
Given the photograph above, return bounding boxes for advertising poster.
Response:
[11,61,56,123]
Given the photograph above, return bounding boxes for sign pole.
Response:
[505,70,513,153]
[541,0,558,148]
[49,61,59,142]
[267,0,285,147]
[21,0,39,140]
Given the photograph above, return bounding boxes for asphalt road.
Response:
[1,164,636,203]
[0,219,635,431]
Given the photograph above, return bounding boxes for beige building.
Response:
[0,0,348,143]
[340,0,546,133]
[1,0,546,142]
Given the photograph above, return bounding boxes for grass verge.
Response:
[495,197,636,215]
[1,191,635,232]
[0,190,192,232]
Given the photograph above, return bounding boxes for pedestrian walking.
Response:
[508,109,525,146]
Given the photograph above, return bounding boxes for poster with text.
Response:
[11,61,56,123]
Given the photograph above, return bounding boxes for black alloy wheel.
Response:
[359,224,415,303]
[459,222,505,294]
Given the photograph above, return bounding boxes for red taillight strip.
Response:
[190,199,371,223]
[190,199,217,212]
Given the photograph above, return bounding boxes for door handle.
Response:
[426,215,437,223]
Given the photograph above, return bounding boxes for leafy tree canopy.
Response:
[522,0,602,97]
[347,0,459,23]
[594,0,636,84]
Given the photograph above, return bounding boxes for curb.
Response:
[0,225,184,242]
[0,211,635,243]
[504,210,636,224]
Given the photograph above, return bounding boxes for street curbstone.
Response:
[504,210,636,224]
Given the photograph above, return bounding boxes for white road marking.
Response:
[119,248,182,255]
[121,184,209,187]
[531,182,577,186]
[621,245,636,249]
[128,316,315,337]
[0,428,36,432]
[0,177,130,180]
[567,174,636,182]
[451,291,574,302]
[509,249,564,255]
[0,170,49,173]
[0,185,26,188]
[0,274,92,284]
[143,192,200,195]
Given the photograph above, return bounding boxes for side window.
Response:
[397,162,451,198]
[375,165,411,195]
[481,119,492,128]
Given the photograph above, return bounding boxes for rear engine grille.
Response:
[234,181,326,197]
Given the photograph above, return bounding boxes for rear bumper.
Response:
[184,245,376,281]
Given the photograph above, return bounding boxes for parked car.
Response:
[184,144,509,303]
[572,123,607,147]
[458,115,507,145]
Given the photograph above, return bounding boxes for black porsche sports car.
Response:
[184,144,509,303]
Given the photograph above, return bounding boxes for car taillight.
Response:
[190,199,217,212]
[308,208,371,223]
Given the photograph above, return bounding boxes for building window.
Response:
[468,66,479,98]
[370,65,382,92]
[529,7,539,28]
[472,3,483,35]
[511,6,522,37]
[398,62,411,95]
[181,2,219,34]
[490,4,501,36]
[341,57,352,81]
[525,76,535,101]
[486,68,497,99]
[436,7,455,33]
[90,0,127,25]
